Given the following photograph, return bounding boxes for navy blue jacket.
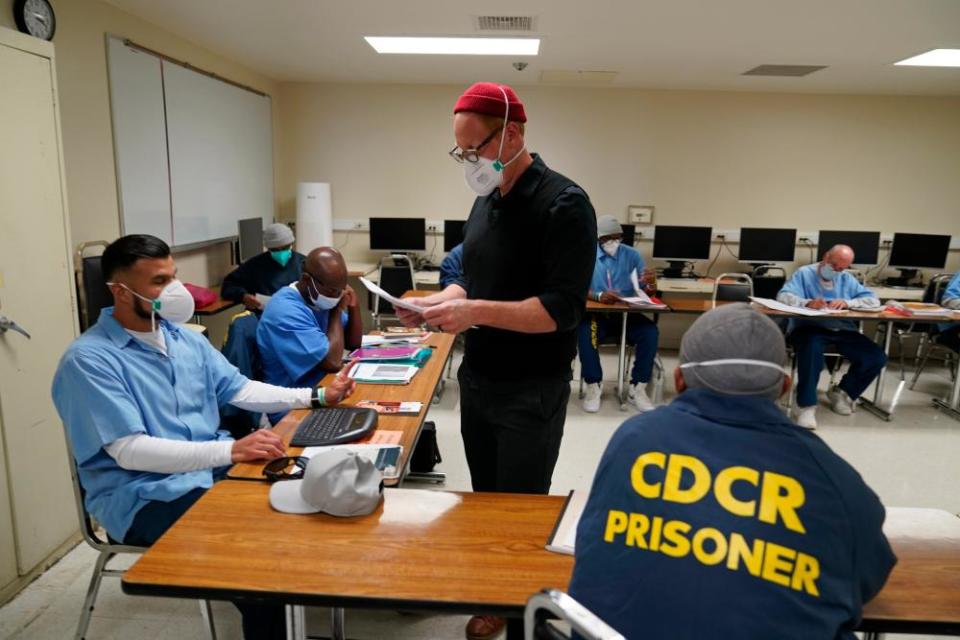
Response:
[440,244,464,289]
[569,389,896,640]
[220,251,306,304]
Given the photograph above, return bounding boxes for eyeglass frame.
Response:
[262,455,309,481]
[448,124,503,164]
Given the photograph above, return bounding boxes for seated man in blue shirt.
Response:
[257,247,363,422]
[570,303,895,640]
[935,271,960,352]
[578,215,659,412]
[51,235,355,639]
[777,244,886,430]
[221,222,306,312]
[440,242,464,289]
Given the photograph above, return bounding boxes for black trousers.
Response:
[124,487,286,640]
[458,364,571,494]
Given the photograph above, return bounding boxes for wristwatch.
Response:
[310,387,325,409]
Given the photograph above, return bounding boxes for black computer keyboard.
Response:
[290,407,378,447]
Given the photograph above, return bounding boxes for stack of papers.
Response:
[545,490,588,556]
[902,302,951,316]
[302,444,403,480]
[620,295,668,310]
[349,346,422,361]
[348,362,420,385]
[356,400,423,415]
[749,297,846,317]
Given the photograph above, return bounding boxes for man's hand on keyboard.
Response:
[326,369,356,404]
[231,429,286,462]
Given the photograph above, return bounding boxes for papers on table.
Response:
[545,489,589,556]
[349,346,422,361]
[302,444,403,480]
[356,400,424,416]
[361,334,427,347]
[749,297,846,317]
[901,302,952,317]
[348,362,420,384]
[359,277,424,313]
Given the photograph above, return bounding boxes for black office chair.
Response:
[371,254,416,329]
[524,589,625,640]
[712,273,753,307]
[220,311,264,437]
[910,273,958,389]
[74,241,112,332]
[751,266,787,300]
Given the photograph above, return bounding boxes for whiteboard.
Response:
[106,37,172,244]
[106,37,274,248]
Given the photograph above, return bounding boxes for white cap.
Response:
[269,450,383,516]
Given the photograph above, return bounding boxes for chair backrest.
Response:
[373,255,416,316]
[220,311,262,438]
[751,266,786,300]
[712,273,754,307]
[524,589,625,640]
[74,241,112,332]
[926,272,955,305]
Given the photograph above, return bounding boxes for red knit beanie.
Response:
[453,82,527,123]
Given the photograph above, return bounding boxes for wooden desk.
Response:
[123,483,573,616]
[122,482,960,638]
[227,332,454,486]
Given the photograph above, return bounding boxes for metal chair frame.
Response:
[524,589,625,640]
[910,273,958,390]
[371,254,416,329]
[577,314,664,410]
[712,273,754,308]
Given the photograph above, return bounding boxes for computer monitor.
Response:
[889,233,951,270]
[652,225,713,277]
[237,217,263,263]
[739,227,796,264]
[369,217,426,252]
[620,223,636,246]
[816,230,880,266]
[444,220,466,252]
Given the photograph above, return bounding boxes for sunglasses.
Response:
[262,456,309,481]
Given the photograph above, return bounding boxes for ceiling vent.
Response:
[474,16,537,32]
[742,64,827,77]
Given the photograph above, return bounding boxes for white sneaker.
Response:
[828,388,855,416]
[794,406,818,430]
[628,382,655,412]
[583,383,602,413]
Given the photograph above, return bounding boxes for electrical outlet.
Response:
[628,205,654,225]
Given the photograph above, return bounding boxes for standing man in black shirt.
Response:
[397,81,595,640]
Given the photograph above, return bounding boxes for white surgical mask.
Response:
[819,263,838,281]
[109,279,195,331]
[306,275,342,311]
[601,239,621,257]
[463,86,526,197]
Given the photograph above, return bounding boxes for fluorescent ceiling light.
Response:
[365,37,539,56]
[894,49,960,67]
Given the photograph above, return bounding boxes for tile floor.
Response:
[2,348,958,639]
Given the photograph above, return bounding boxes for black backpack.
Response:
[410,421,442,473]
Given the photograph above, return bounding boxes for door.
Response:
[0,34,78,575]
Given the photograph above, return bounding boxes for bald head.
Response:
[298,247,347,303]
[823,244,854,270]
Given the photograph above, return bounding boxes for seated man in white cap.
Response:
[569,303,895,640]
[221,222,306,312]
[579,215,659,412]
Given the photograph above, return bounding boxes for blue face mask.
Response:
[270,248,293,267]
[820,263,838,281]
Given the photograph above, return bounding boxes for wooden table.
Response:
[121,482,960,638]
[227,332,454,486]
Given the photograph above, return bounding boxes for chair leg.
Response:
[285,605,307,640]
[910,342,933,390]
[199,600,217,639]
[75,551,113,640]
[331,607,346,640]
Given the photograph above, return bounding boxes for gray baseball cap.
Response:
[269,450,383,516]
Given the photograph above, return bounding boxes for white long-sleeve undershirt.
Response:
[104,381,312,473]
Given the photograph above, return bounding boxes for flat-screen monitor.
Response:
[444,220,466,252]
[369,217,426,252]
[889,232,951,269]
[739,227,796,263]
[652,225,713,261]
[237,217,263,262]
[816,230,880,266]
[620,223,636,246]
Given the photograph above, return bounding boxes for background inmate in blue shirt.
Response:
[569,389,895,640]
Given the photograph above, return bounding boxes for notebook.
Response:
[545,490,589,556]
[348,362,420,384]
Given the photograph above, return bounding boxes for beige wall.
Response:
[2,0,280,287]
[278,82,960,276]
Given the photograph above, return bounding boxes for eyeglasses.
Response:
[448,126,503,164]
[262,456,309,481]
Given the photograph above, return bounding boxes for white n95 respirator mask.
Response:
[109,279,195,331]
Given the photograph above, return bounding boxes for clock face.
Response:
[15,0,56,41]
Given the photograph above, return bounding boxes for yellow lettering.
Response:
[649,516,664,552]
[659,519,691,558]
[603,510,628,543]
[663,454,710,504]
[625,513,650,548]
[762,542,796,587]
[792,552,821,597]
[691,527,727,565]
[715,466,759,518]
[759,472,807,534]
[726,532,764,577]
[630,452,666,499]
